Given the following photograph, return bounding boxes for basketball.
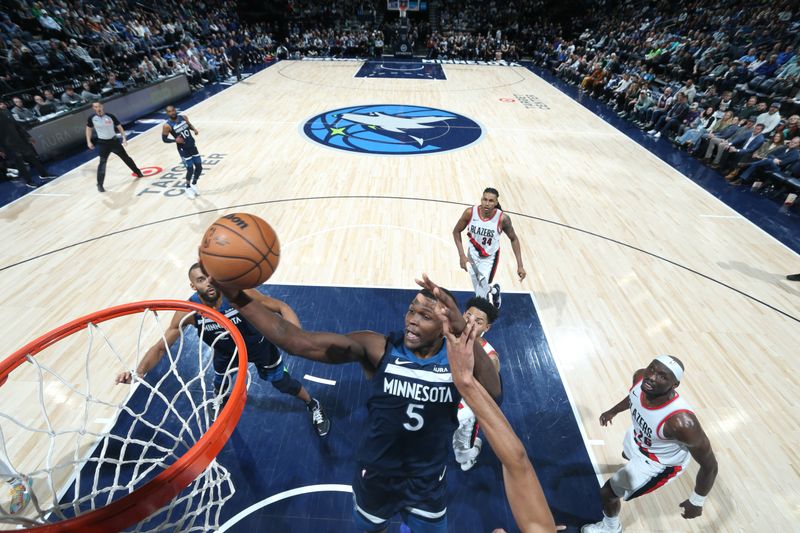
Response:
[198,213,280,289]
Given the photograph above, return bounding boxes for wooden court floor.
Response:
[1,61,798,532]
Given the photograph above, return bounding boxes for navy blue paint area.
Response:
[302,105,483,155]
[0,62,274,208]
[355,61,446,80]
[523,63,800,254]
[63,285,599,531]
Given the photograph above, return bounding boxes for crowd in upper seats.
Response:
[1,0,279,124]
[528,0,800,189]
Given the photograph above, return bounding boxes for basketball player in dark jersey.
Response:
[211,273,501,533]
[162,105,202,199]
[115,263,330,437]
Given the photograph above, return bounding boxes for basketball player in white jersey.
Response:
[452,296,499,471]
[581,356,718,533]
[453,188,526,309]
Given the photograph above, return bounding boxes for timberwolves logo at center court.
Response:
[302,104,483,155]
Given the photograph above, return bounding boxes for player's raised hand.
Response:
[442,315,478,386]
[679,499,703,519]
[415,273,465,334]
[115,371,132,384]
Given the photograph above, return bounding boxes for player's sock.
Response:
[306,398,331,437]
[602,513,620,530]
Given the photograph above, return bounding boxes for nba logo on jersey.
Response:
[302,104,483,155]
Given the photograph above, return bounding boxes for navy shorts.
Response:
[214,339,284,392]
[178,143,200,161]
[352,465,448,533]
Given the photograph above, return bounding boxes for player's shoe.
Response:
[185,184,197,199]
[134,169,144,178]
[581,520,622,533]
[787,273,800,282]
[308,398,330,437]
[491,284,502,309]
[190,183,200,196]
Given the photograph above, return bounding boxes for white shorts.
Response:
[609,429,689,501]
[467,247,500,299]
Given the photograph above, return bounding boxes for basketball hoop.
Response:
[0,300,248,531]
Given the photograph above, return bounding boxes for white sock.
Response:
[603,512,620,529]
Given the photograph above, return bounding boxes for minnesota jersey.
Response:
[356,332,461,477]
[188,293,265,356]
[627,379,694,466]
[467,205,503,257]
[166,115,196,148]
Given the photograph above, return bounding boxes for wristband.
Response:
[688,490,706,506]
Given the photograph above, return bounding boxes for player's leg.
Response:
[401,468,449,533]
[253,342,331,436]
[96,142,113,191]
[109,141,143,177]
[352,468,402,533]
[452,401,481,471]
[487,251,502,309]
[467,248,491,299]
[190,153,202,185]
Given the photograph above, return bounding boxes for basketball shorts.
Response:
[467,246,500,299]
[352,465,448,533]
[213,338,283,392]
[609,429,690,501]
[178,143,200,161]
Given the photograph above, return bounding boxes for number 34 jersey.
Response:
[356,332,461,477]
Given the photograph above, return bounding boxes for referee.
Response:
[86,102,143,192]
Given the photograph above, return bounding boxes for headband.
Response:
[655,355,683,382]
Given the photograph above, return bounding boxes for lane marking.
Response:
[303,374,336,386]
[218,484,352,531]
[699,214,742,219]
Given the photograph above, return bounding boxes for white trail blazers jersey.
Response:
[467,206,503,257]
[627,379,694,466]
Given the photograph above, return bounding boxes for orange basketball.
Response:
[198,213,280,289]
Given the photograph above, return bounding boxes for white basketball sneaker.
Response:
[581,520,622,533]
[190,182,200,196]
[185,184,196,199]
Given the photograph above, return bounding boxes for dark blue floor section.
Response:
[217,286,601,532]
[0,62,274,207]
[355,61,446,80]
[523,63,800,254]
[70,285,600,532]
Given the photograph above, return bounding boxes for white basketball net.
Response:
[0,308,241,531]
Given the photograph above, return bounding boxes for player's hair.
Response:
[418,286,455,303]
[188,262,202,277]
[465,296,498,324]
[483,187,502,211]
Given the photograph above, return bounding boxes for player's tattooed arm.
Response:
[161,123,175,143]
[665,412,718,519]
[243,289,301,328]
[501,215,526,281]
[223,288,379,366]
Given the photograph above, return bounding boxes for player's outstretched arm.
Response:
[161,123,176,143]
[221,288,383,368]
[416,274,502,399]
[599,369,645,426]
[444,318,557,533]
[453,207,473,272]
[115,311,189,384]
[501,215,526,281]
[665,412,718,519]
[244,289,301,328]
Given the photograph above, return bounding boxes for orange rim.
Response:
[0,300,248,532]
